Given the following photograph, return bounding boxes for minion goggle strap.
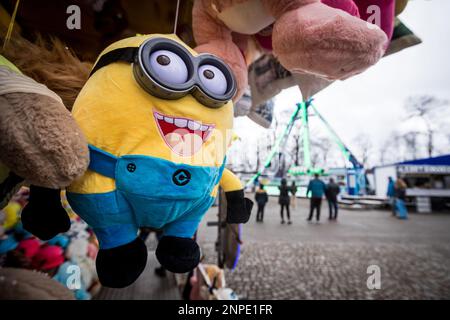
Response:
[90,37,236,108]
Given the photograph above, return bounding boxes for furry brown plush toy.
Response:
[0,35,90,209]
[0,267,75,300]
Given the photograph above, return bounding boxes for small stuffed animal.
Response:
[0,53,89,210]
[22,34,253,288]
[0,267,75,300]
[192,0,389,99]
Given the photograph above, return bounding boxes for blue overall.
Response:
[67,145,225,249]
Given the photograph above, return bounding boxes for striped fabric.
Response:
[0,65,62,103]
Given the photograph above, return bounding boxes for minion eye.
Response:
[198,64,227,95]
[150,50,188,85]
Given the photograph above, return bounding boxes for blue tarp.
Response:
[397,154,450,166]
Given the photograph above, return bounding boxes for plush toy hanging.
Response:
[1,6,91,208]
[0,54,89,209]
[192,0,390,99]
[22,34,253,288]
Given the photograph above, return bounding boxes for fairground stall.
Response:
[374,154,450,213]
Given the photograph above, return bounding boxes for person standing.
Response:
[394,178,409,219]
[326,178,340,220]
[255,183,269,222]
[306,174,327,222]
[290,181,298,209]
[278,178,292,224]
[386,177,396,215]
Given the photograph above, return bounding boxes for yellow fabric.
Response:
[2,201,20,230]
[219,168,242,192]
[68,34,234,194]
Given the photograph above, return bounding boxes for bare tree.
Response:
[353,134,373,167]
[267,116,278,154]
[289,129,302,166]
[404,95,449,157]
[378,139,391,165]
[403,131,421,160]
[319,138,332,165]
[255,141,261,171]
[379,130,419,165]
[309,135,332,168]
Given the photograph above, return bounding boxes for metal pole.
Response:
[300,101,312,172]
[310,103,366,195]
[245,102,303,187]
[310,103,354,166]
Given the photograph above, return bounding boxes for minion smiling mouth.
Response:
[153,111,215,157]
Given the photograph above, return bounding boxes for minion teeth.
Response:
[153,110,215,157]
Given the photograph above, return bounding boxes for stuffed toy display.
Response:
[0,267,75,300]
[192,0,389,99]
[188,263,239,300]
[0,194,100,299]
[22,34,253,288]
[0,52,90,210]
[243,0,412,126]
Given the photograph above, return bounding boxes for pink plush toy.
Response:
[193,0,389,99]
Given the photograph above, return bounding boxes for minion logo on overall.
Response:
[172,169,191,186]
[21,34,253,288]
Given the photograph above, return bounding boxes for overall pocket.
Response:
[115,155,220,201]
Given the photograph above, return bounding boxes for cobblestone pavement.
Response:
[197,197,450,299]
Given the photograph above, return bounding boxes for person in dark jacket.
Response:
[326,178,340,220]
[278,178,293,224]
[255,183,269,222]
[306,174,327,222]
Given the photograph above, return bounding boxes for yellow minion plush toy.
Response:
[21,34,253,288]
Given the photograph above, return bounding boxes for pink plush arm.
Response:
[192,0,248,100]
[264,0,387,80]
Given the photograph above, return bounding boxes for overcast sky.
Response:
[233,0,450,167]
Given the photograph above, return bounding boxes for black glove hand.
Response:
[225,189,253,224]
[21,186,70,240]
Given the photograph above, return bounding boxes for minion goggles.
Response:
[90,37,236,108]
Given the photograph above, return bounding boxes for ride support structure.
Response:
[246,98,367,195]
